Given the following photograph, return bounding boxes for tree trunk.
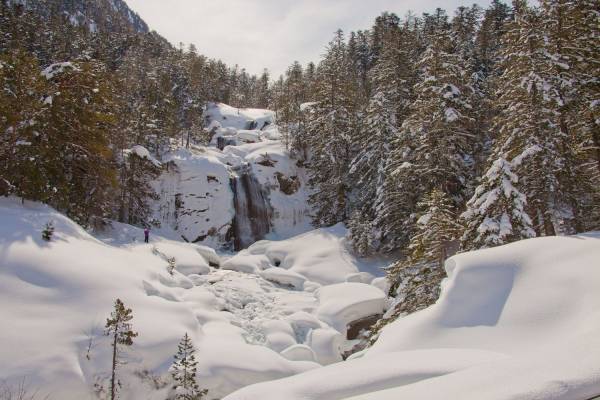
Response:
[110,329,118,400]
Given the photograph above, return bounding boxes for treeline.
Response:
[0,0,269,227]
[273,0,599,286]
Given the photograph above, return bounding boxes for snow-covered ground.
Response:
[0,197,387,399]
[225,232,600,400]
[2,103,599,400]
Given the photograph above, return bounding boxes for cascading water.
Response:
[230,165,272,250]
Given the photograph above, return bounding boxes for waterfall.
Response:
[230,167,271,250]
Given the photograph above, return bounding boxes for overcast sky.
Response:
[126,0,493,77]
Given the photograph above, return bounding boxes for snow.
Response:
[260,267,306,289]
[225,232,600,400]
[126,144,162,167]
[205,102,275,131]
[226,224,387,286]
[151,102,312,248]
[315,283,386,333]
[280,344,318,362]
[0,196,390,399]
[0,198,326,399]
[41,62,79,80]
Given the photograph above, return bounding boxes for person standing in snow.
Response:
[144,227,150,243]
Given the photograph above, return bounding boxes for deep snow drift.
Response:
[224,233,600,400]
[0,197,386,399]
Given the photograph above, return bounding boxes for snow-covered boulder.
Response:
[153,242,211,276]
[280,344,318,363]
[306,328,344,365]
[237,224,386,285]
[222,253,270,273]
[315,283,386,334]
[345,272,375,284]
[260,267,306,289]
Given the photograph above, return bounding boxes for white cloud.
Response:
[126,0,493,77]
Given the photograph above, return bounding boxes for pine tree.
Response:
[490,1,578,236]
[539,0,600,232]
[461,157,535,250]
[104,299,138,400]
[306,30,359,226]
[170,333,207,400]
[387,189,462,278]
[39,59,119,226]
[41,221,54,241]
[117,150,160,225]
[398,23,475,204]
[0,49,50,201]
[384,189,462,318]
[371,20,421,252]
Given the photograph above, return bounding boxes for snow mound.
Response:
[125,144,162,167]
[225,233,600,400]
[205,102,275,131]
[260,267,306,289]
[315,283,386,333]
[227,224,386,285]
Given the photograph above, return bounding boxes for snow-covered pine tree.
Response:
[347,209,374,257]
[42,221,54,241]
[539,0,600,232]
[461,157,535,250]
[0,49,50,201]
[117,150,160,226]
[471,0,511,177]
[348,54,397,252]
[384,189,462,318]
[387,189,463,279]
[398,22,475,205]
[37,58,119,227]
[306,30,359,226]
[489,1,577,236]
[370,20,421,252]
[104,299,138,400]
[170,333,207,400]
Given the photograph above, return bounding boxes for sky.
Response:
[126,0,493,78]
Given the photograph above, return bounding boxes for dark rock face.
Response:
[275,172,300,195]
[346,314,382,340]
[230,170,271,250]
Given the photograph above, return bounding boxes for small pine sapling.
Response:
[170,333,207,400]
[105,299,138,400]
[167,257,176,276]
[41,221,54,241]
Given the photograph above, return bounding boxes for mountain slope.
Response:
[9,0,148,34]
